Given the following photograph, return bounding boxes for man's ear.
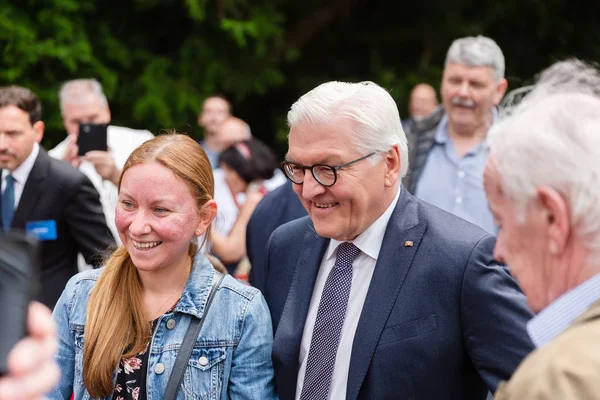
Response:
[196,200,218,236]
[493,78,509,106]
[33,121,44,143]
[384,145,401,187]
[536,186,570,254]
[104,106,112,124]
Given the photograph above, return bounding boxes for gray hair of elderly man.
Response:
[287,81,409,179]
[59,78,109,115]
[445,35,505,82]
[488,59,600,260]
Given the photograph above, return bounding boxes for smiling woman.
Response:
[48,133,277,400]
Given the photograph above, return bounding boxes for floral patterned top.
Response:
[111,321,155,400]
[112,300,178,400]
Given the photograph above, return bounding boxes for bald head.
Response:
[409,83,439,118]
[216,117,252,151]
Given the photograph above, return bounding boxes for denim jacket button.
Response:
[198,356,209,366]
[166,318,177,330]
[154,362,165,374]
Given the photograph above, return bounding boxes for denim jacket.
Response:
[48,252,277,400]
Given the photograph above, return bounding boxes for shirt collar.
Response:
[325,187,401,262]
[527,272,600,348]
[434,107,499,146]
[2,142,39,184]
[434,113,450,144]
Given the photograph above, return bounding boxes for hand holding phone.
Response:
[77,123,108,156]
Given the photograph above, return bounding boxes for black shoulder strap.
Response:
[163,272,226,400]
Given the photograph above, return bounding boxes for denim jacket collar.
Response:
[173,252,217,319]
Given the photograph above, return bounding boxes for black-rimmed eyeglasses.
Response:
[281,152,376,187]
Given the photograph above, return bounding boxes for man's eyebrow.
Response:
[284,156,343,165]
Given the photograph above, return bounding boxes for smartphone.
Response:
[0,232,39,376]
[77,122,108,156]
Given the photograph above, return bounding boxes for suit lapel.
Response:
[346,189,428,400]
[11,149,49,229]
[273,225,328,400]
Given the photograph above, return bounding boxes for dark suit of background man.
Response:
[0,86,114,309]
[265,80,534,400]
[247,181,307,291]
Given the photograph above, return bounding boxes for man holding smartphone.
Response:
[49,79,154,242]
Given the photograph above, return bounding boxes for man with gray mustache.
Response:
[405,36,508,234]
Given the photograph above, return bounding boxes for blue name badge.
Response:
[26,220,58,241]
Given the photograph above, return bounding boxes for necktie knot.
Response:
[334,242,360,269]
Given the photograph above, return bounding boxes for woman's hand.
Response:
[245,189,266,208]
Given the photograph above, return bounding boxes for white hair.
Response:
[445,36,505,81]
[59,78,109,115]
[488,59,600,260]
[287,81,409,178]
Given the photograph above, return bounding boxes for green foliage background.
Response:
[1,0,598,156]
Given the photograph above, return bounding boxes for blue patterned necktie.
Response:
[2,174,15,232]
[300,242,361,400]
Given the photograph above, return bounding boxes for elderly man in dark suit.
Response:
[264,80,534,400]
[0,86,114,309]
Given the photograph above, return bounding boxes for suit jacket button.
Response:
[154,363,165,374]
[166,318,176,330]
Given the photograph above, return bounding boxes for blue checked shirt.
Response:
[527,273,600,348]
[415,111,497,235]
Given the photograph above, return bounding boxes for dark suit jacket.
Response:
[2,148,114,309]
[247,181,306,291]
[264,188,534,400]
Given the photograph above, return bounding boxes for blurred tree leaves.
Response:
[0,0,598,153]
[0,0,292,147]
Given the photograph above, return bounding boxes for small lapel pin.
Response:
[404,241,413,247]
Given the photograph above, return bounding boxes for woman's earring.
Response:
[196,228,202,235]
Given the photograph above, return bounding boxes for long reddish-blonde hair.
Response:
[83,133,214,397]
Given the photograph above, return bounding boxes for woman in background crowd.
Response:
[211,139,279,273]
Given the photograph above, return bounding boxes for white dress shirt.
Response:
[2,142,39,209]
[212,168,240,235]
[296,188,401,400]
